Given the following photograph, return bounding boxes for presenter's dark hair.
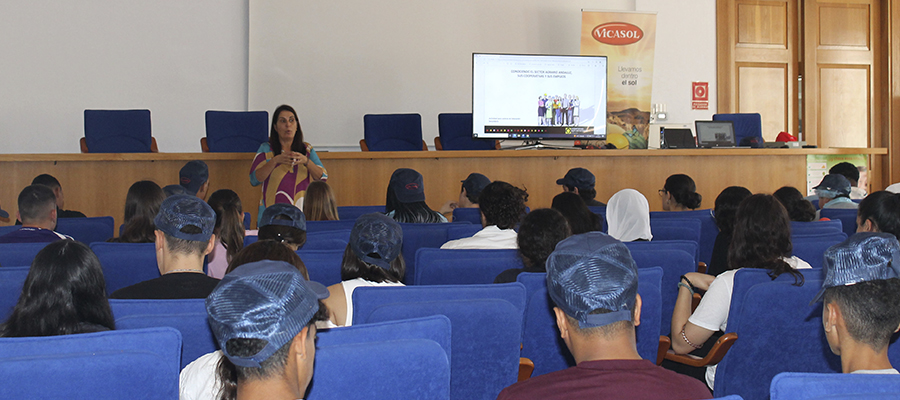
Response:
[714,186,752,233]
[728,194,803,285]
[385,186,445,223]
[479,181,528,230]
[208,189,245,261]
[663,174,702,210]
[517,208,571,272]
[0,240,115,337]
[857,191,900,239]
[773,186,816,223]
[340,245,405,283]
[551,192,602,235]
[18,184,58,223]
[112,180,165,243]
[269,104,307,156]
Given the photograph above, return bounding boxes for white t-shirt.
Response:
[179,350,222,400]
[852,368,900,374]
[439,225,518,250]
[687,256,812,388]
[341,278,404,326]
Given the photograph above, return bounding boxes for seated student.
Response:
[494,208,571,284]
[109,180,166,243]
[257,203,307,251]
[814,174,858,211]
[440,172,491,216]
[0,185,72,243]
[708,186,752,276]
[204,260,329,400]
[659,174,702,211]
[774,186,816,222]
[830,162,867,200]
[30,173,86,219]
[815,232,900,374]
[304,181,339,221]
[856,191,900,239]
[110,195,220,299]
[323,213,405,327]
[0,239,115,337]
[551,192,602,235]
[497,232,711,400]
[441,181,527,249]
[385,168,446,223]
[606,189,652,242]
[180,160,210,200]
[207,189,247,279]
[556,167,606,206]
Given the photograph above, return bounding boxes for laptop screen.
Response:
[695,121,735,147]
[660,128,696,149]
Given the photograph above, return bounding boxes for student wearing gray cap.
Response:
[110,194,220,299]
[497,232,710,399]
[814,173,858,211]
[815,233,900,374]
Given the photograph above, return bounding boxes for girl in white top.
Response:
[323,213,405,326]
[606,188,653,242]
[670,194,812,389]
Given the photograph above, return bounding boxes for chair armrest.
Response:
[494,140,501,150]
[434,137,443,150]
[663,332,738,367]
[691,292,702,313]
[80,137,89,153]
[421,140,428,151]
[200,137,209,152]
[657,336,671,365]
[697,262,707,274]
[518,358,534,381]
[359,139,369,151]
[150,137,159,153]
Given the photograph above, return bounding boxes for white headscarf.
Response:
[607,189,652,242]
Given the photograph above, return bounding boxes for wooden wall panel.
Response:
[738,64,790,139]
[818,66,871,147]
[818,3,871,48]
[737,2,789,46]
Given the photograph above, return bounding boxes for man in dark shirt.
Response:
[111,194,219,299]
[0,185,71,243]
[556,168,606,207]
[497,232,711,400]
[31,174,87,219]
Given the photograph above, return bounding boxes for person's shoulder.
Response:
[496,368,574,400]
[59,210,86,218]
[110,278,162,299]
[256,142,272,153]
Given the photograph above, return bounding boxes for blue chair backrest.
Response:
[305,219,359,233]
[0,242,51,268]
[0,266,29,321]
[649,218,702,243]
[791,232,848,269]
[414,248,523,285]
[452,207,482,224]
[336,206,385,220]
[352,283,525,400]
[0,225,17,236]
[438,113,495,150]
[84,109,153,153]
[819,208,859,237]
[399,222,471,284]
[587,205,607,215]
[517,268,663,377]
[650,210,718,264]
[790,220,843,235]
[363,113,424,151]
[317,315,452,361]
[90,242,158,294]
[625,240,699,267]
[630,249,696,336]
[204,110,268,152]
[770,372,900,400]
[296,248,345,286]
[243,212,251,230]
[713,113,762,145]
[247,229,351,250]
[110,299,215,370]
[446,223,483,241]
[0,327,181,399]
[55,216,115,244]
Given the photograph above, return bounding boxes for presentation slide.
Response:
[473,54,607,140]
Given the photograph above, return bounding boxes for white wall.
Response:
[0,1,249,153]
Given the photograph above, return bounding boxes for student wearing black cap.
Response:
[557,168,605,207]
[439,173,491,216]
[180,160,210,200]
[385,168,446,223]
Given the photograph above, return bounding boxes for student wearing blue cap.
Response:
[497,232,710,399]
[556,168,606,207]
[439,172,491,217]
[257,203,307,251]
[180,160,210,200]
[385,168,446,223]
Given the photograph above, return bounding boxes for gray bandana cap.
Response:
[350,213,403,270]
[812,232,900,303]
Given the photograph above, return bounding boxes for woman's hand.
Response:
[271,152,295,166]
[683,272,715,291]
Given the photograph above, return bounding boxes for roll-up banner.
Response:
[581,10,657,149]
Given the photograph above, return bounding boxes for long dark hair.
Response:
[110,180,165,243]
[340,245,405,283]
[385,185,444,223]
[208,189,245,261]
[857,191,900,239]
[728,194,803,285]
[0,240,115,337]
[664,174,702,209]
[269,105,307,156]
[773,186,816,222]
[225,240,309,279]
[517,208,571,272]
[552,192,601,234]
[713,186,752,233]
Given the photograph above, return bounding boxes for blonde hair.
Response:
[304,181,339,221]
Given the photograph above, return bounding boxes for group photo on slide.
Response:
[537,94,580,126]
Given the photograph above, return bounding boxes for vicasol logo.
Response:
[592,22,643,45]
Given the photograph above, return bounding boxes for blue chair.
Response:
[0,327,181,399]
[414,248,523,285]
[649,218,702,244]
[317,315,452,359]
[90,242,158,294]
[296,248,345,286]
[82,109,157,153]
[819,208,859,237]
[650,210,718,265]
[625,240,700,269]
[361,113,427,151]
[790,220,843,235]
[517,268,663,377]
[713,113,763,145]
[352,283,525,400]
[0,242,51,268]
[447,223,483,241]
[452,207,482,224]
[246,229,350,250]
[0,226,17,236]
[399,222,471,283]
[55,216,115,244]
[202,110,268,152]
[791,231,848,269]
[305,220,359,233]
[630,249,696,336]
[336,206,385,220]
[770,372,900,400]
[243,212,251,230]
[110,299,216,370]
[435,113,497,150]
[587,205,607,215]
[0,266,29,321]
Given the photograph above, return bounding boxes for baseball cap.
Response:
[259,204,306,231]
[206,260,329,368]
[179,160,209,196]
[556,168,596,191]
[813,174,851,198]
[461,173,491,200]
[163,184,187,197]
[154,194,215,242]
[546,232,638,328]
[389,168,426,203]
[350,213,403,270]
[811,232,900,303]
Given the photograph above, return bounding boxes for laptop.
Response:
[695,121,737,148]
[660,128,696,149]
